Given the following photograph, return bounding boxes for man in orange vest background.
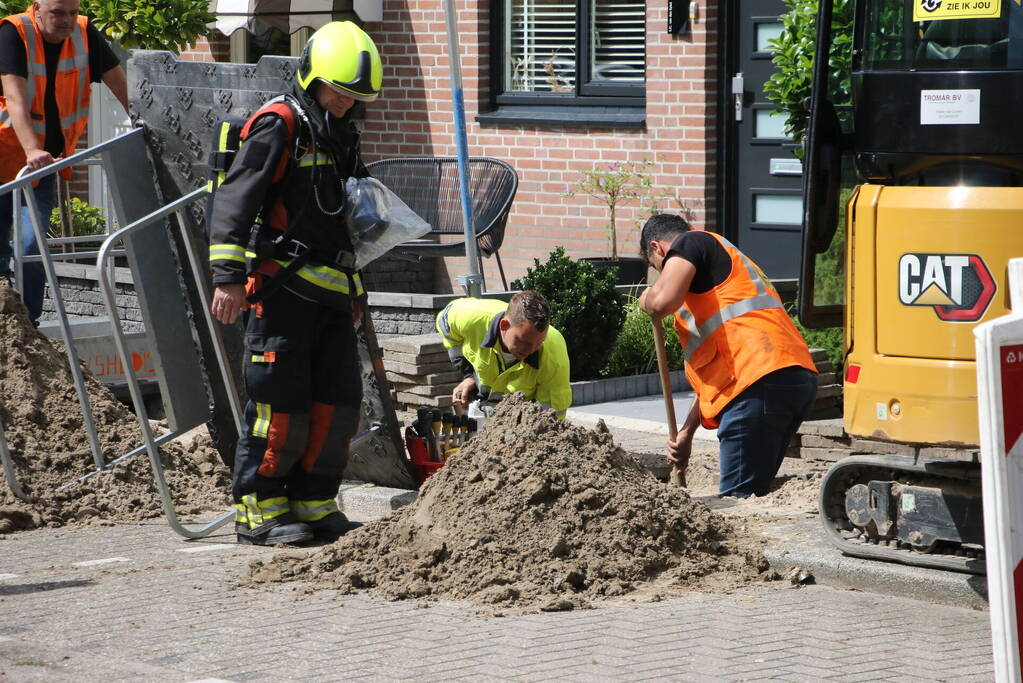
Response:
[0,0,127,324]
[638,213,818,498]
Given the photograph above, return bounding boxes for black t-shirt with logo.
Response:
[0,20,119,156]
[664,231,735,294]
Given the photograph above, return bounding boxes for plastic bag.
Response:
[345,176,431,269]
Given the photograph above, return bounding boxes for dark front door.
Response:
[721,0,803,281]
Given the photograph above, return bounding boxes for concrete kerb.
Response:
[757,516,989,611]
[337,481,418,522]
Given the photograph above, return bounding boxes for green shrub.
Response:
[1,0,213,53]
[82,0,214,52]
[763,0,854,152]
[0,0,30,15]
[512,247,625,381]
[51,198,107,237]
[602,297,683,378]
[788,304,844,376]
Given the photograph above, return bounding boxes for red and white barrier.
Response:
[977,258,1023,682]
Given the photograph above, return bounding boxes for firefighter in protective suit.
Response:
[208,21,381,545]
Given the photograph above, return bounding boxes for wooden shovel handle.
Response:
[652,319,687,488]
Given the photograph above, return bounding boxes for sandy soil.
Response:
[0,281,231,534]
[249,395,777,613]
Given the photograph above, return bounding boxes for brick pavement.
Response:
[0,519,994,682]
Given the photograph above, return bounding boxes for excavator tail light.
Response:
[846,364,861,384]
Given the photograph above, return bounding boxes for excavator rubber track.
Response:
[819,454,985,574]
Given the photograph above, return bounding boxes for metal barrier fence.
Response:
[0,128,238,538]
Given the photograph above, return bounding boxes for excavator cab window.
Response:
[859,0,1023,70]
[799,0,1023,329]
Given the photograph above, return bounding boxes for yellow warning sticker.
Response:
[914,0,1002,21]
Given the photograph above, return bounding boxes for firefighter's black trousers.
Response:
[231,287,362,532]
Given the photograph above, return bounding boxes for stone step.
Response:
[386,369,462,385]
[378,333,445,355]
[396,391,453,408]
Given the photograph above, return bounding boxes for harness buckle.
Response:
[283,238,309,259]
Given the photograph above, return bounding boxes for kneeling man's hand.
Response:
[451,377,476,412]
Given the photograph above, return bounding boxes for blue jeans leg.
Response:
[0,187,14,276]
[716,366,818,498]
[14,176,56,323]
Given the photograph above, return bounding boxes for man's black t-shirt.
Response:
[664,231,734,294]
[0,20,119,156]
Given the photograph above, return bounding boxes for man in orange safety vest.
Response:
[0,0,127,324]
[639,213,818,498]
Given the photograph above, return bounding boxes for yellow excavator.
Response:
[799,0,1023,572]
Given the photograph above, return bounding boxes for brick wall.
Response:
[358,0,720,291]
[39,263,143,332]
[180,34,232,63]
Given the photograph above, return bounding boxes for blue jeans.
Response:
[716,366,818,498]
[0,174,56,324]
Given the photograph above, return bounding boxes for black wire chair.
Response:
[365,156,518,291]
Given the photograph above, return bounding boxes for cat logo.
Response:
[898,253,996,322]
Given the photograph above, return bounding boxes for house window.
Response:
[498,0,645,103]
[229,27,312,63]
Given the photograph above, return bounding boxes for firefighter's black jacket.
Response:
[208,91,368,309]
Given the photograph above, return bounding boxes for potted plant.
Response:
[563,158,668,285]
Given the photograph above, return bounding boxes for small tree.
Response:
[762,0,854,151]
[512,247,626,381]
[563,159,668,261]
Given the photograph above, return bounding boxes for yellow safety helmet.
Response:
[297,21,382,102]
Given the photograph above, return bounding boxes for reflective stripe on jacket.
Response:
[672,232,816,428]
[0,12,91,182]
[437,297,572,418]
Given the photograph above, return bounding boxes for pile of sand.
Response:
[755,472,823,511]
[250,394,772,611]
[0,281,230,533]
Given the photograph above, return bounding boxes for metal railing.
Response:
[1,126,387,538]
[0,129,240,537]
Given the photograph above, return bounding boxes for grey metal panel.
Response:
[128,50,415,488]
[100,131,210,432]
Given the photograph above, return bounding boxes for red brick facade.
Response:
[356,0,720,290]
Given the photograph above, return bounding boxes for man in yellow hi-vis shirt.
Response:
[436,291,572,419]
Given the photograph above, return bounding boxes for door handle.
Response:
[731,73,744,122]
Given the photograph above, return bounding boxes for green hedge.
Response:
[512,247,625,382]
[602,297,682,378]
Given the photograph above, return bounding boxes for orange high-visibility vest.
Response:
[672,232,817,428]
[0,12,91,182]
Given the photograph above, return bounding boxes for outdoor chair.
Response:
[365,156,518,291]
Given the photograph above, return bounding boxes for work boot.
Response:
[306,511,357,543]
[235,521,313,546]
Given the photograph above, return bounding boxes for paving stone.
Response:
[0,460,996,683]
[798,418,847,438]
[800,434,852,449]
[799,446,853,462]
